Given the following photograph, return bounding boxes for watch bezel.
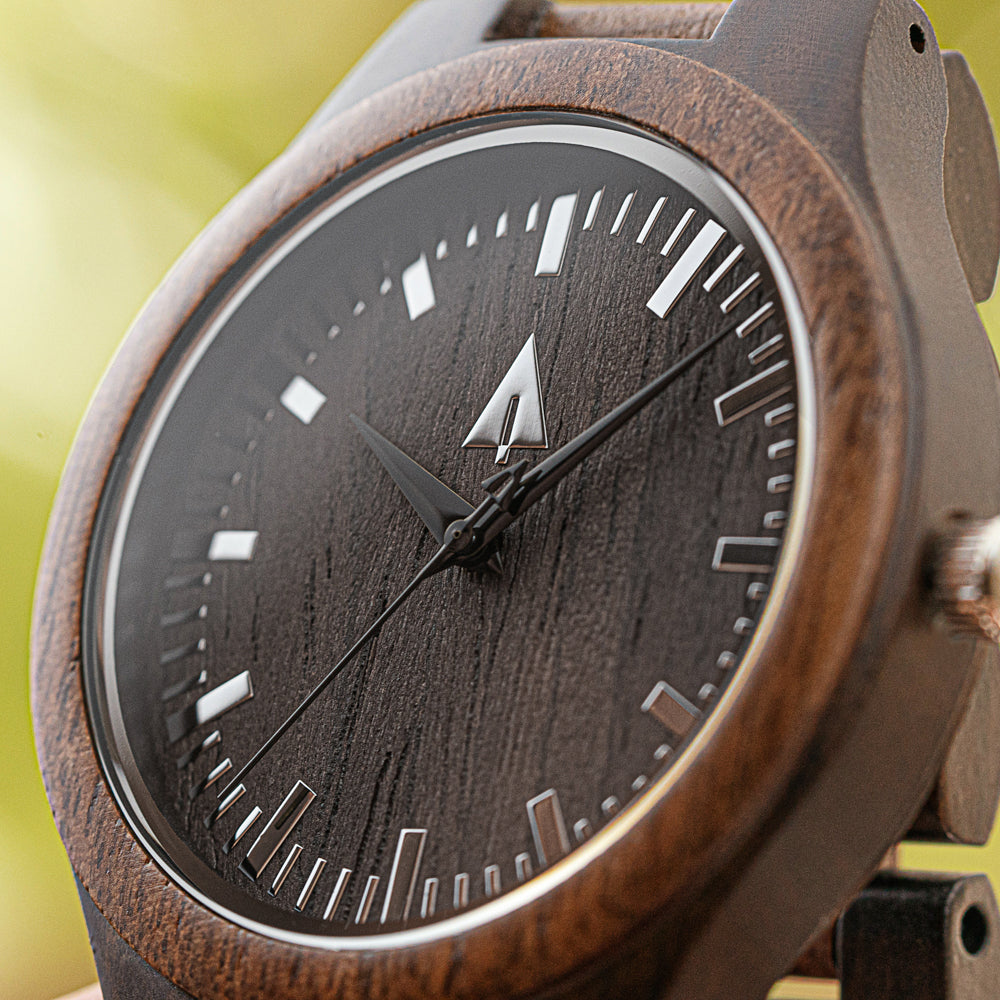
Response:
[34,38,931,999]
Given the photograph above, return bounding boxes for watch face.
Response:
[84,113,813,944]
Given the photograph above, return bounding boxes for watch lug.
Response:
[942,52,1000,303]
[699,0,900,199]
[909,641,1000,846]
[296,0,528,140]
[702,0,881,149]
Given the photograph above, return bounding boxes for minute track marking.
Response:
[218,314,747,800]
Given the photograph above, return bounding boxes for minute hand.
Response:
[466,320,740,554]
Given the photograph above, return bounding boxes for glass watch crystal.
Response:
[83,113,814,943]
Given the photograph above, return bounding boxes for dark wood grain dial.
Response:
[83,114,811,941]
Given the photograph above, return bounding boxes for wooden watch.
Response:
[32,2,1000,998]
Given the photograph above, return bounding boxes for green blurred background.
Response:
[2,2,999,997]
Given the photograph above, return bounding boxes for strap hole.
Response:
[910,23,927,54]
[961,905,989,956]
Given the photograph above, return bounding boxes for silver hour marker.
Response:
[466,224,479,248]
[655,744,671,761]
[269,844,302,896]
[176,729,220,770]
[721,272,762,313]
[749,334,785,366]
[164,570,212,591]
[632,775,648,792]
[323,868,351,920]
[748,582,769,601]
[203,782,244,829]
[239,781,316,881]
[714,360,792,427]
[703,244,745,293]
[160,604,207,629]
[401,252,437,321]
[166,670,253,743]
[515,853,533,882]
[296,858,326,912]
[768,439,796,461]
[642,681,701,741]
[380,828,427,924]
[717,651,738,671]
[435,239,448,260]
[764,511,788,530]
[188,757,232,801]
[453,873,470,909]
[736,302,775,339]
[484,865,501,897]
[353,300,366,316]
[647,220,727,319]
[160,638,206,666]
[421,878,439,918]
[610,191,636,235]
[162,670,207,703]
[601,796,621,819]
[659,207,696,258]
[380,276,392,296]
[355,875,380,924]
[637,196,667,245]
[535,193,578,276]
[527,789,571,868]
[583,188,604,231]
[713,537,781,574]
[573,819,593,843]
[768,475,793,495]
[223,806,261,855]
[327,323,341,340]
[765,402,796,427]
[496,211,509,238]
[734,617,755,637]
[526,200,540,232]
[280,376,327,425]
[207,530,259,562]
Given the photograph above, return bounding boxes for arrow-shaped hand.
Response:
[443,316,757,567]
[350,415,475,544]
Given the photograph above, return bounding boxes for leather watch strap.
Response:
[491,2,728,41]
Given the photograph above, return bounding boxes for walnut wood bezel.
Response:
[32,38,990,999]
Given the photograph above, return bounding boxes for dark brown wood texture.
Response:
[77,881,195,1000]
[492,2,728,40]
[31,15,998,1000]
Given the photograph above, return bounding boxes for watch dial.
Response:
[84,114,812,941]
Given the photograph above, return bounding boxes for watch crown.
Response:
[934,517,1000,642]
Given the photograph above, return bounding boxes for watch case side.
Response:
[77,880,195,1000]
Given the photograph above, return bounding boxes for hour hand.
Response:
[350,415,474,544]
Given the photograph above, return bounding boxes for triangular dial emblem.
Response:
[462,334,549,465]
